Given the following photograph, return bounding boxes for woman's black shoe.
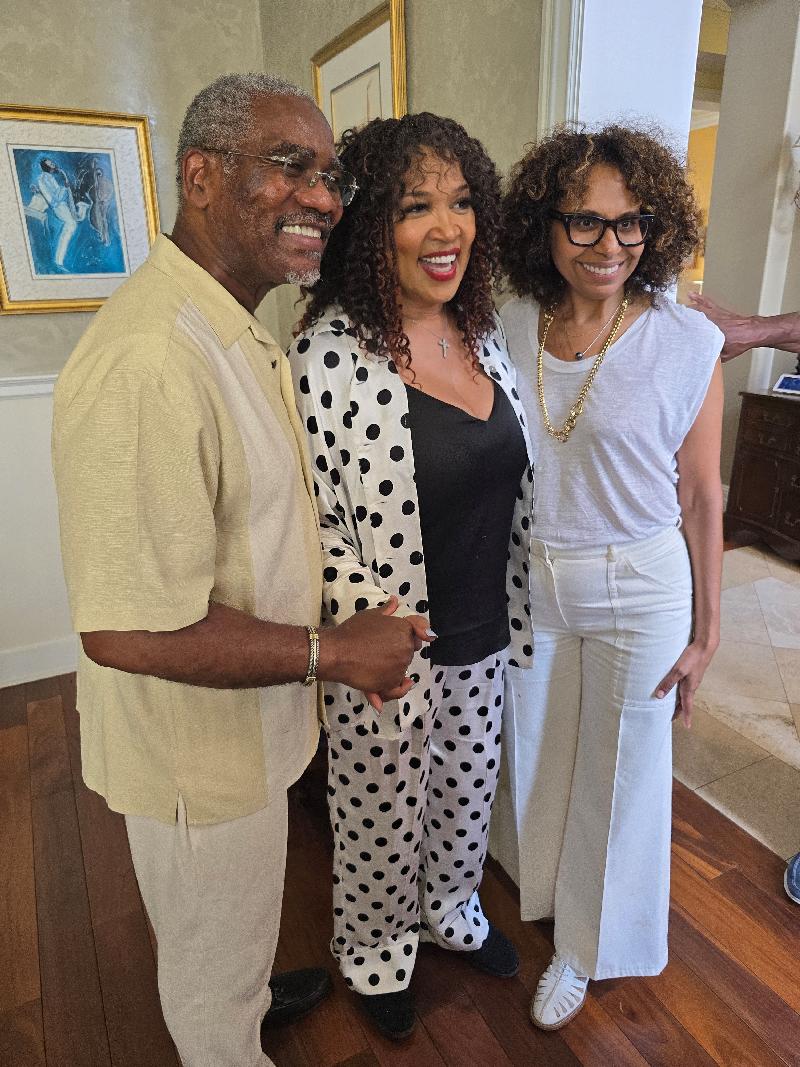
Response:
[356,987,416,1040]
[465,924,520,977]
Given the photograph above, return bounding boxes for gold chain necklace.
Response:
[537,297,629,442]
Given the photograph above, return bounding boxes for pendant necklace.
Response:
[562,300,624,360]
[538,297,629,442]
[405,315,451,359]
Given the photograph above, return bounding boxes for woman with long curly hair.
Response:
[288,112,534,1039]
[494,123,723,1029]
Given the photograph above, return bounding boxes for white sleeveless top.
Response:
[500,295,722,548]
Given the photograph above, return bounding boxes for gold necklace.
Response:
[538,297,629,442]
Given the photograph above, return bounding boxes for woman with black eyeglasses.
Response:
[492,124,724,1029]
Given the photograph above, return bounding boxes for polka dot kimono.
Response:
[288,307,534,993]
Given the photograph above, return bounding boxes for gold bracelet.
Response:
[302,625,319,687]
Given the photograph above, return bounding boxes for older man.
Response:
[52,73,426,1067]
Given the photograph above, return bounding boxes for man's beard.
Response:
[286,266,321,286]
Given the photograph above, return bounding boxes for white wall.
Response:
[0,389,76,684]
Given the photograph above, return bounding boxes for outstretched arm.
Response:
[689,293,800,360]
[82,596,423,695]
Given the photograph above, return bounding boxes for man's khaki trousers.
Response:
[126,789,288,1067]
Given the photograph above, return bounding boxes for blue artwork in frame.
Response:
[1,104,158,315]
[12,147,128,277]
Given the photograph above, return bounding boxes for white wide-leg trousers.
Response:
[496,525,692,979]
[126,790,288,1067]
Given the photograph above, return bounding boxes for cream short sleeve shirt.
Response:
[53,236,322,824]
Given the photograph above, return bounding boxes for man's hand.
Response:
[318,596,433,701]
[688,293,760,361]
[362,609,434,711]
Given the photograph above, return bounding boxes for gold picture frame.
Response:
[311,0,407,141]
[0,104,159,315]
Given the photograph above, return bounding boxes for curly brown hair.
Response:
[500,123,701,308]
[298,112,500,365]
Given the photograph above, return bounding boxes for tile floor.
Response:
[673,543,800,860]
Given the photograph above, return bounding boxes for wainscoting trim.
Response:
[0,375,57,398]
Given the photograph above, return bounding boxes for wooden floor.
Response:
[2,675,800,1067]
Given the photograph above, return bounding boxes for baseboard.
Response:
[0,635,78,687]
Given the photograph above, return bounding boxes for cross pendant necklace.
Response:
[405,316,450,358]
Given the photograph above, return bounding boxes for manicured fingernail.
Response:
[426,629,437,638]
[655,690,665,698]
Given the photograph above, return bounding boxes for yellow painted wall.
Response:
[684,123,719,286]
[699,8,729,55]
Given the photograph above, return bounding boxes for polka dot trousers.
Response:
[328,652,505,994]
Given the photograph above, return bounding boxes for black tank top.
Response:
[405,379,527,666]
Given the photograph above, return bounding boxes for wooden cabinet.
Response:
[725,390,800,560]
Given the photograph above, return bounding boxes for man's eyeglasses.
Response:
[549,210,655,247]
[208,148,359,206]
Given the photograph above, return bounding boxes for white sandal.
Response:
[530,952,589,1030]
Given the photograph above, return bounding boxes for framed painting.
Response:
[0,104,159,314]
[312,0,407,141]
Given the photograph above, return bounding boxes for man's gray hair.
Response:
[175,72,311,189]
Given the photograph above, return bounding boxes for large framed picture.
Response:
[312,0,407,140]
[0,104,159,315]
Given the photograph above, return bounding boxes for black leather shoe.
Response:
[465,924,520,978]
[261,968,332,1028]
[355,988,416,1040]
